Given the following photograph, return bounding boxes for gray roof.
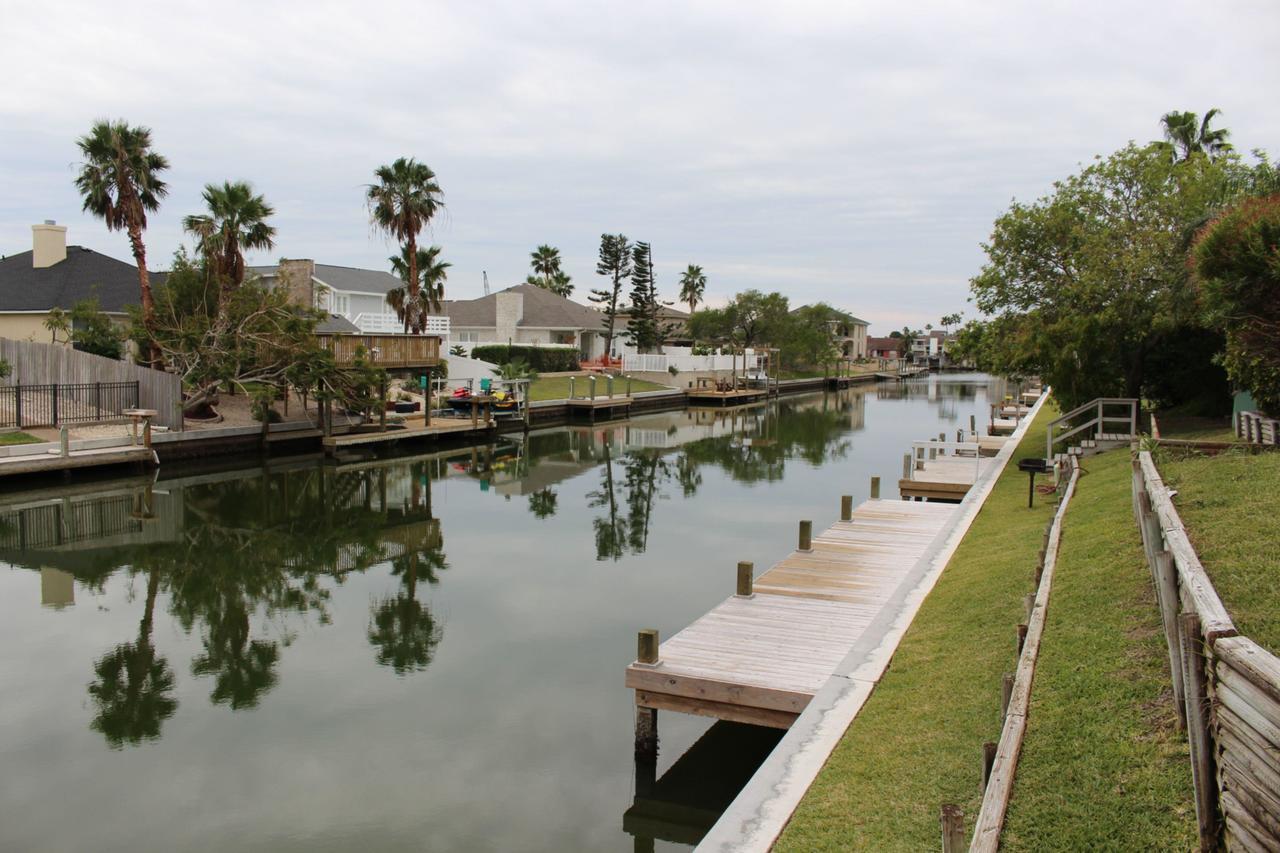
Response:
[247,263,405,295]
[315,313,361,334]
[444,284,603,329]
[0,247,145,313]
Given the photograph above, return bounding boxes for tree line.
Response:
[951,108,1280,413]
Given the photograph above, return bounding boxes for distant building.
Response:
[867,336,902,360]
[910,330,954,366]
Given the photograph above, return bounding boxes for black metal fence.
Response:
[0,381,140,429]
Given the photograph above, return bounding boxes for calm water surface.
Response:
[0,374,1004,852]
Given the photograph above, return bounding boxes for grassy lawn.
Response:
[1155,412,1238,443]
[776,409,1195,850]
[1001,448,1195,850]
[0,431,43,446]
[526,375,672,402]
[776,406,1058,851]
[1157,448,1280,654]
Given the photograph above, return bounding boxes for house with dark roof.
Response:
[443,284,606,360]
[0,222,146,343]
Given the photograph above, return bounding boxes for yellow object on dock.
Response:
[625,500,957,729]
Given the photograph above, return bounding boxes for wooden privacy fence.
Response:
[0,339,182,429]
[1134,450,1280,851]
[1235,411,1279,446]
[317,333,440,370]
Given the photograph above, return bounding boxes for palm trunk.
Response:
[406,235,420,334]
[127,222,161,367]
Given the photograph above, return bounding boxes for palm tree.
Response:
[389,244,451,332]
[679,264,707,314]
[367,158,444,333]
[182,180,276,300]
[527,244,573,296]
[1160,109,1233,162]
[74,119,169,363]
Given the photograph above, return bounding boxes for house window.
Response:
[456,331,479,342]
[551,330,576,345]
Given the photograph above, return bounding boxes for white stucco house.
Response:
[443,284,608,361]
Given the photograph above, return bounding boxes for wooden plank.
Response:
[634,689,798,729]
[1216,636,1280,708]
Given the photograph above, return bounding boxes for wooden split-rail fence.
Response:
[1134,450,1280,851]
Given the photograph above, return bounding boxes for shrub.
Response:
[0,358,10,380]
[470,344,578,372]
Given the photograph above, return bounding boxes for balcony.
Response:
[351,312,451,337]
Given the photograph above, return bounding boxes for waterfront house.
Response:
[443,284,608,361]
[867,336,901,360]
[0,222,141,343]
[790,305,870,359]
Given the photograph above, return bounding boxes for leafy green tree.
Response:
[526,244,573,296]
[69,298,125,359]
[367,157,444,332]
[43,307,70,344]
[589,234,632,357]
[1192,194,1280,413]
[678,264,707,314]
[74,119,169,364]
[970,142,1237,407]
[0,358,9,380]
[182,180,277,300]
[388,244,450,332]
[1159,108,1233,162]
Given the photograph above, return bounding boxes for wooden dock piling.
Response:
[736,562,754,598]
[798,520,812,552]
[840,496,853,522]
[638,629,660,664]
[870,476,881,500]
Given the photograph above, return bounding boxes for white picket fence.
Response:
[622,350,764,373]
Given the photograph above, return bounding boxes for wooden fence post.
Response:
[1178,612,1219,851]
[1016,624,1028,655]
[1001,672,1014,719]
[1154,550,1187,731]
[982,741,997,791]
[940,804,964,853]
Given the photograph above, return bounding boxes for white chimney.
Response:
[32,221,67,268]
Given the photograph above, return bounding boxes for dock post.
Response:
[635,705,658,761]
[916,447,925,470]
[736,561,754,597]
[607,375,614,399]
[982,741,997,791]
[940,804,964,853]
[626,375,632,397]
[637,629,659,664]
[902,453,911,481]
[870,476,881,500]
[840,495,853,521]
[970,414,976,435]
[59,426,69,457]
[938,432,945,456]
[589,375,597,400]
[798,520,813,552]
[569,376,576,400]
[144,418,152,449]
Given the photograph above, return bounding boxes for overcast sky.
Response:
[2,1,1276,333]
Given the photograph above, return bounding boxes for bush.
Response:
[0,358,10,380]
[470,344,578,372]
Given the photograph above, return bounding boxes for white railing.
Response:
[350,313,451,336]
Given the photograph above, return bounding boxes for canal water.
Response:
[0,374,1003,852]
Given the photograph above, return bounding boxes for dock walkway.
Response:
[625,499,957,729]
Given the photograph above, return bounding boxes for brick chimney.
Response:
[277,259,316,308]
[32,221,67,268]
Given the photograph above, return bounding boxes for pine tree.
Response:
[625,242,673,353]
[589,233,632,359]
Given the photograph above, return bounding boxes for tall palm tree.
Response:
[527,244,573,296]
[679,264,707,314]
[367,158,444,332]
[389,244,451,332]
[1160,108,1233,162]
[74,119,169,364]
[182,180,276,300]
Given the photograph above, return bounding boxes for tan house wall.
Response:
[0,314,52,343]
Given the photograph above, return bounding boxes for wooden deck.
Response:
[320,417,495,452]
[625,499,957,729]
[899,440,991,501]
[565,396,633,423]
[0,444,157,478]
[686,389,768,407]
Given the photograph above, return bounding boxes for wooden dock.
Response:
[320,417,495,454]
[0,444,157,478]
[565,395,633,423]
[625,498,957,733]
[686,388,768,407]
[898,439,991,501]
